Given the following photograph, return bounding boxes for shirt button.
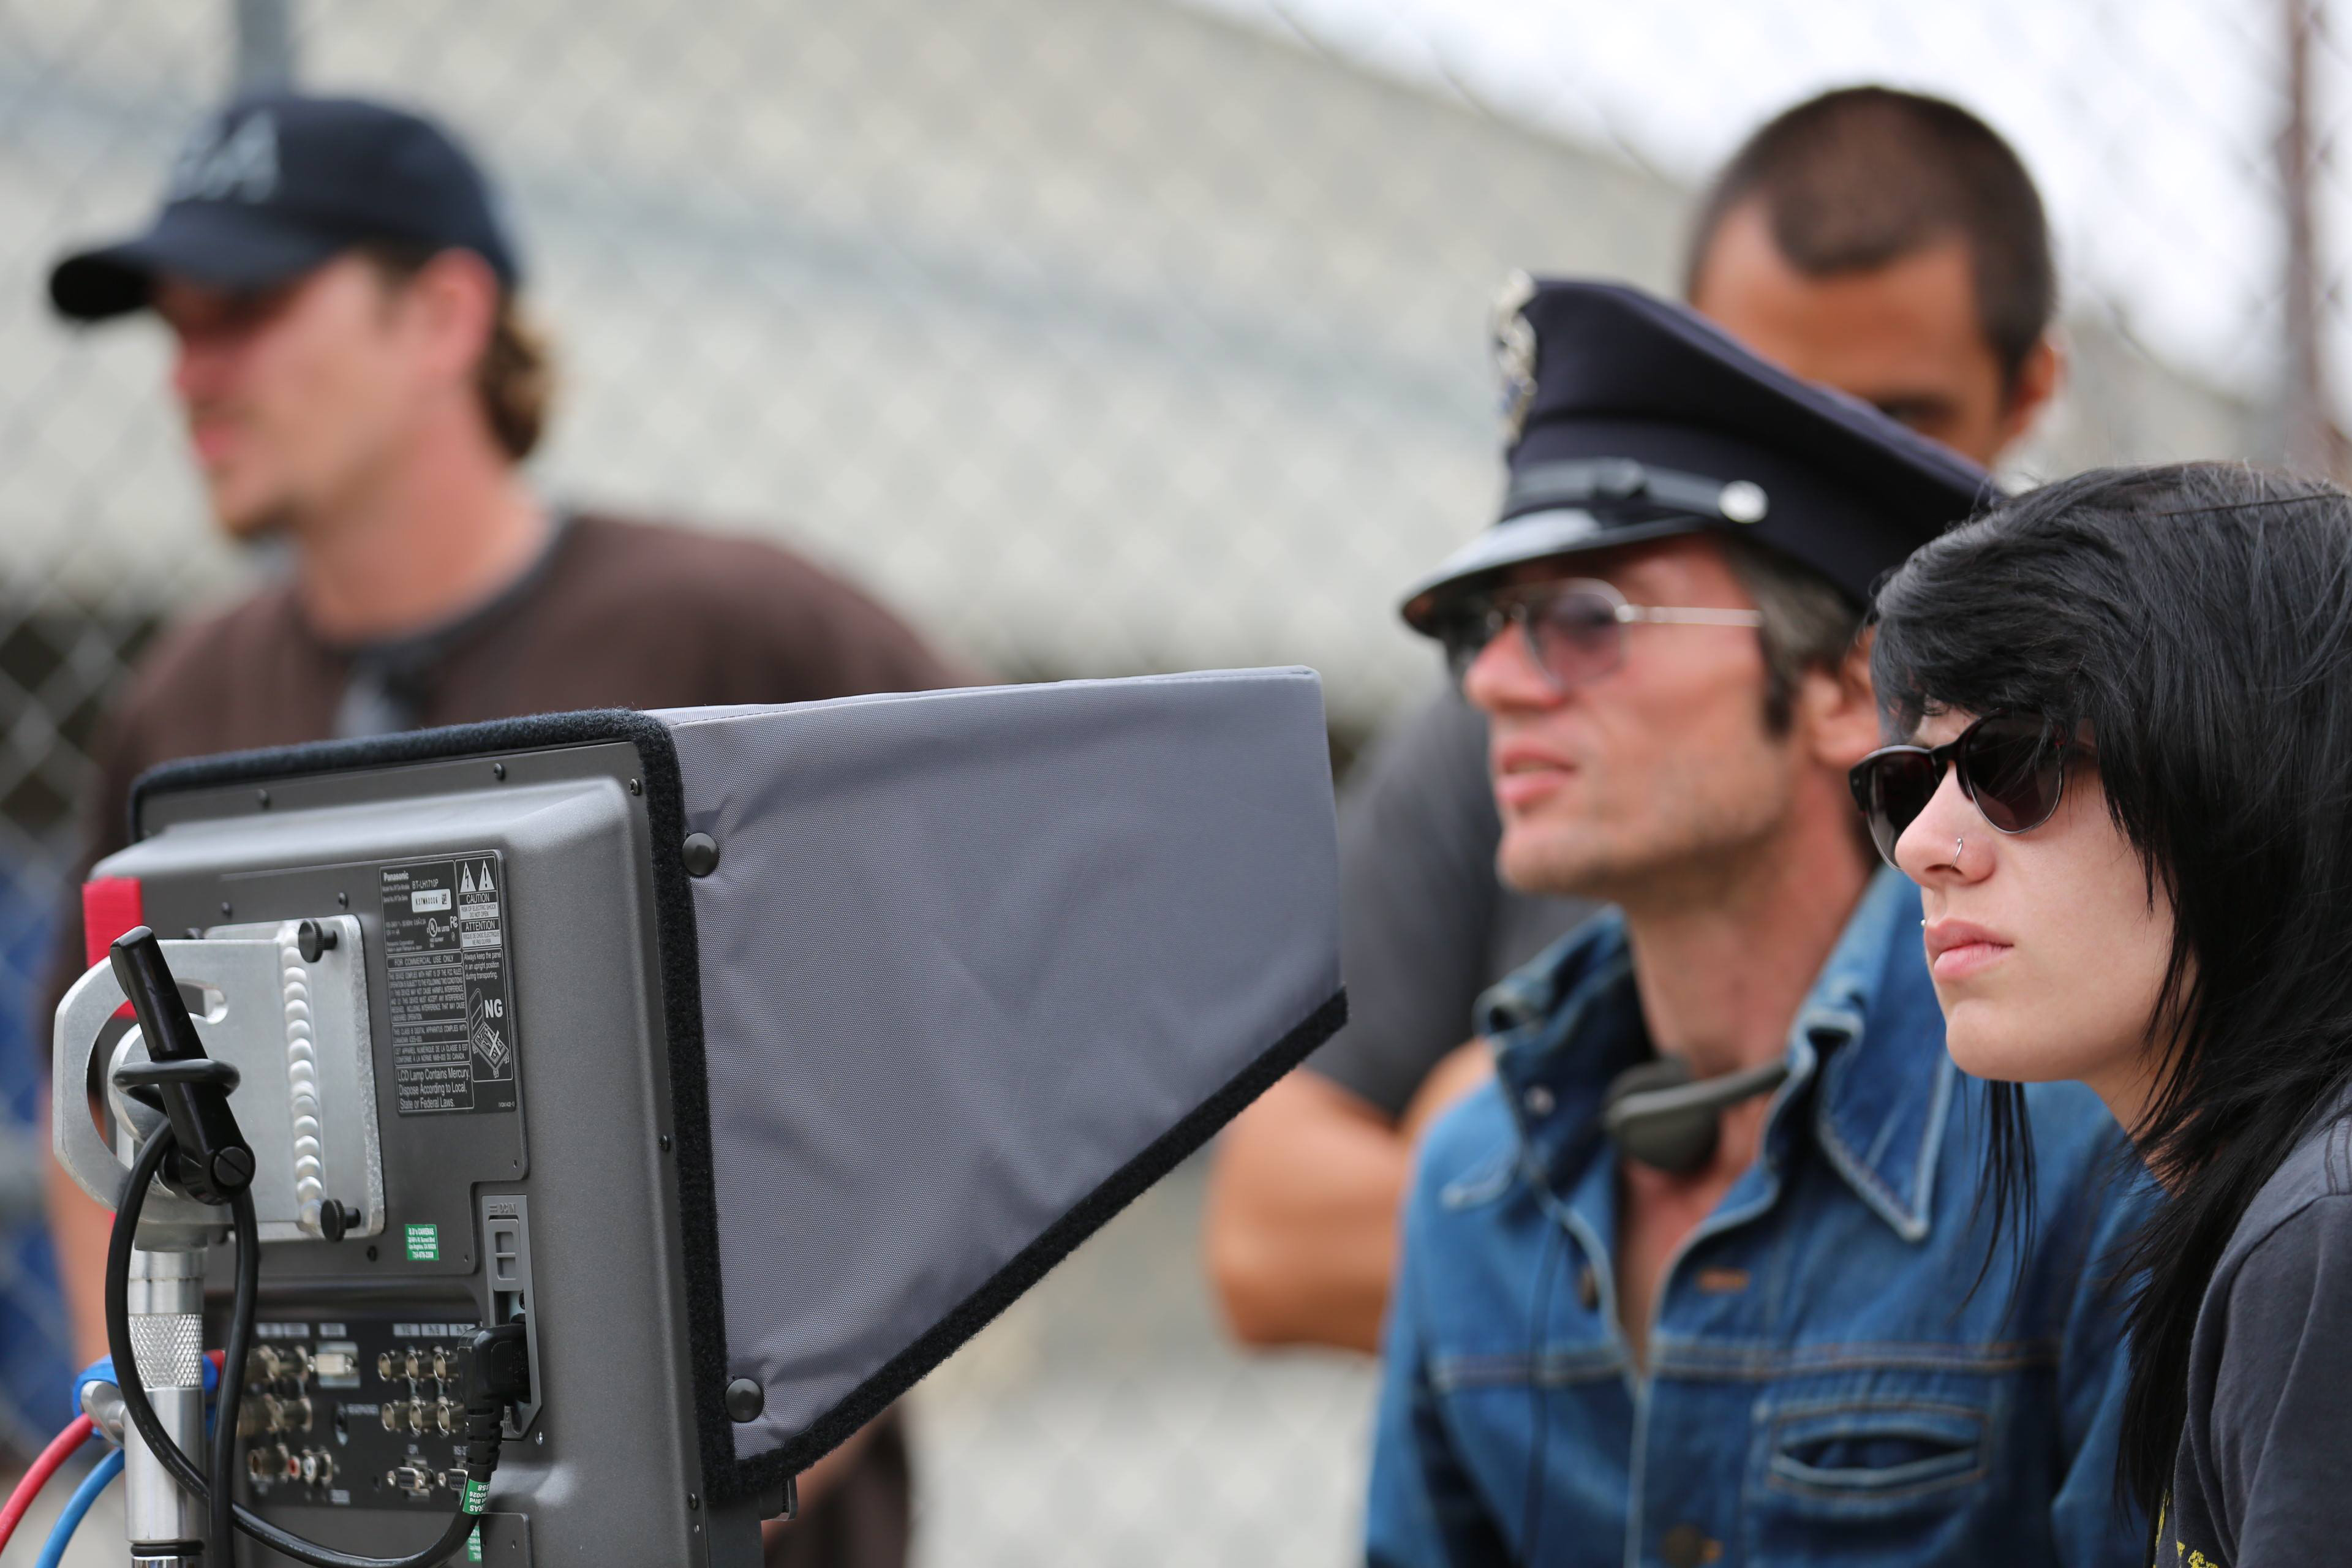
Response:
[1523,1085,1556,1116]
[1660,1523,1721,1568]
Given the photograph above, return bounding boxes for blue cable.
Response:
[71,1354,217,1426]
[33,1446,123,1568]
[46,1355,221,1568]
[47,1356,218,1564]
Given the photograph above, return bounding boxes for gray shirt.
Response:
[333,514,569,739]
[1306,684,1594,1118]
[2163,1105,2352,1567]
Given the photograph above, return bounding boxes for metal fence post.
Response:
[2279,0,2346,478]
[233,0,297,91]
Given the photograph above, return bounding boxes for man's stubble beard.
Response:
[1495,737,1797,913]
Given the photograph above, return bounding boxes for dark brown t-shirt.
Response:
[46,511,961,1000]
[42,511,956,1568]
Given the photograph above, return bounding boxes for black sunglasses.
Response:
[1847,714,2075,867]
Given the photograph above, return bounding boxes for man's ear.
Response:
[1999,333,2062,451]
[401,249,500,391]
[1795,632,1881,771]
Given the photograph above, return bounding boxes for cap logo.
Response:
[167,109,279,205]
[1490,270,1539,448]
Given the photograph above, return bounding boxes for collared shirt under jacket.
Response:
[1366,869,2153,1568]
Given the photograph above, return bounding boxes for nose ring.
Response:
[1954,834,1966,863]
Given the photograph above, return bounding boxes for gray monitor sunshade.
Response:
[129,668,1345,1501]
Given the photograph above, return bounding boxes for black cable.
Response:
[213,1182,259,1564]
[107,1125,494,1568]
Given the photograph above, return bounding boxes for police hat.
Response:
[51,93,521,322]
[1399,277,1999,632]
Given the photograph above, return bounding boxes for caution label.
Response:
[382,853,518,1115]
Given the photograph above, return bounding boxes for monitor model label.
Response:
[380,853,519,1115]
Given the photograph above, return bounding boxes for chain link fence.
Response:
[2,0,2344,1559]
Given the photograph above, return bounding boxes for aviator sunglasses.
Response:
[1848,714,2075,867]
[1438,578,1764,690]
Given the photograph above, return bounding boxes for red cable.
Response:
[0,1414,96,1553]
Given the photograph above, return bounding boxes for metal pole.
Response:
[2279,0,2345,478]
[122,1243,211,1566]
[232,0,296,92]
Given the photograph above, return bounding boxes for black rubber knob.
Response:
[210,1147,255,1192]
[296,919,339,963]
[682,834,721,877]
[318,1202,361,1243]
[725,1378,764,1422]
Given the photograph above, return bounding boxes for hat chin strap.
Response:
[1502,458,1767,527]
[1599,1057,1792,1175]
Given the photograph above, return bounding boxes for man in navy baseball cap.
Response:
[1362,278,2149,1566]
[42,95,936,1568]
[50,92,519,321]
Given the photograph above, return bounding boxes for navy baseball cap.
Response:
[50,92,521,322]
[1400,276,1999,631]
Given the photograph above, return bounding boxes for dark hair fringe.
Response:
[1868,461,2352,1513]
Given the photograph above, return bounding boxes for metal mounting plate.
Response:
[53,918,385,1240]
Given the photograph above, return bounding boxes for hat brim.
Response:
[1398,508,1711,632]
[50,203,347,322]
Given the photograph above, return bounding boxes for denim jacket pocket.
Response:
[1764,1398,1987,1508]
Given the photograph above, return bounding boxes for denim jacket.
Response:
[1366,870,2151,1567]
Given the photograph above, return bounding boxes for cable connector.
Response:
[469,1321,530,1408]
[456,1321,528,1516]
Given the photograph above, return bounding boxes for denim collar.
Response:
[1482,867,1952,1242]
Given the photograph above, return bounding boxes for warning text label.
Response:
[382,854,518,1115]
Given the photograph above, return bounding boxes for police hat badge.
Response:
[1491,269,1539,448]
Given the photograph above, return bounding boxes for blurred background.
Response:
[0,1,2342,1562]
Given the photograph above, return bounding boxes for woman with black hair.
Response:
[1852,461,2352,1568]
